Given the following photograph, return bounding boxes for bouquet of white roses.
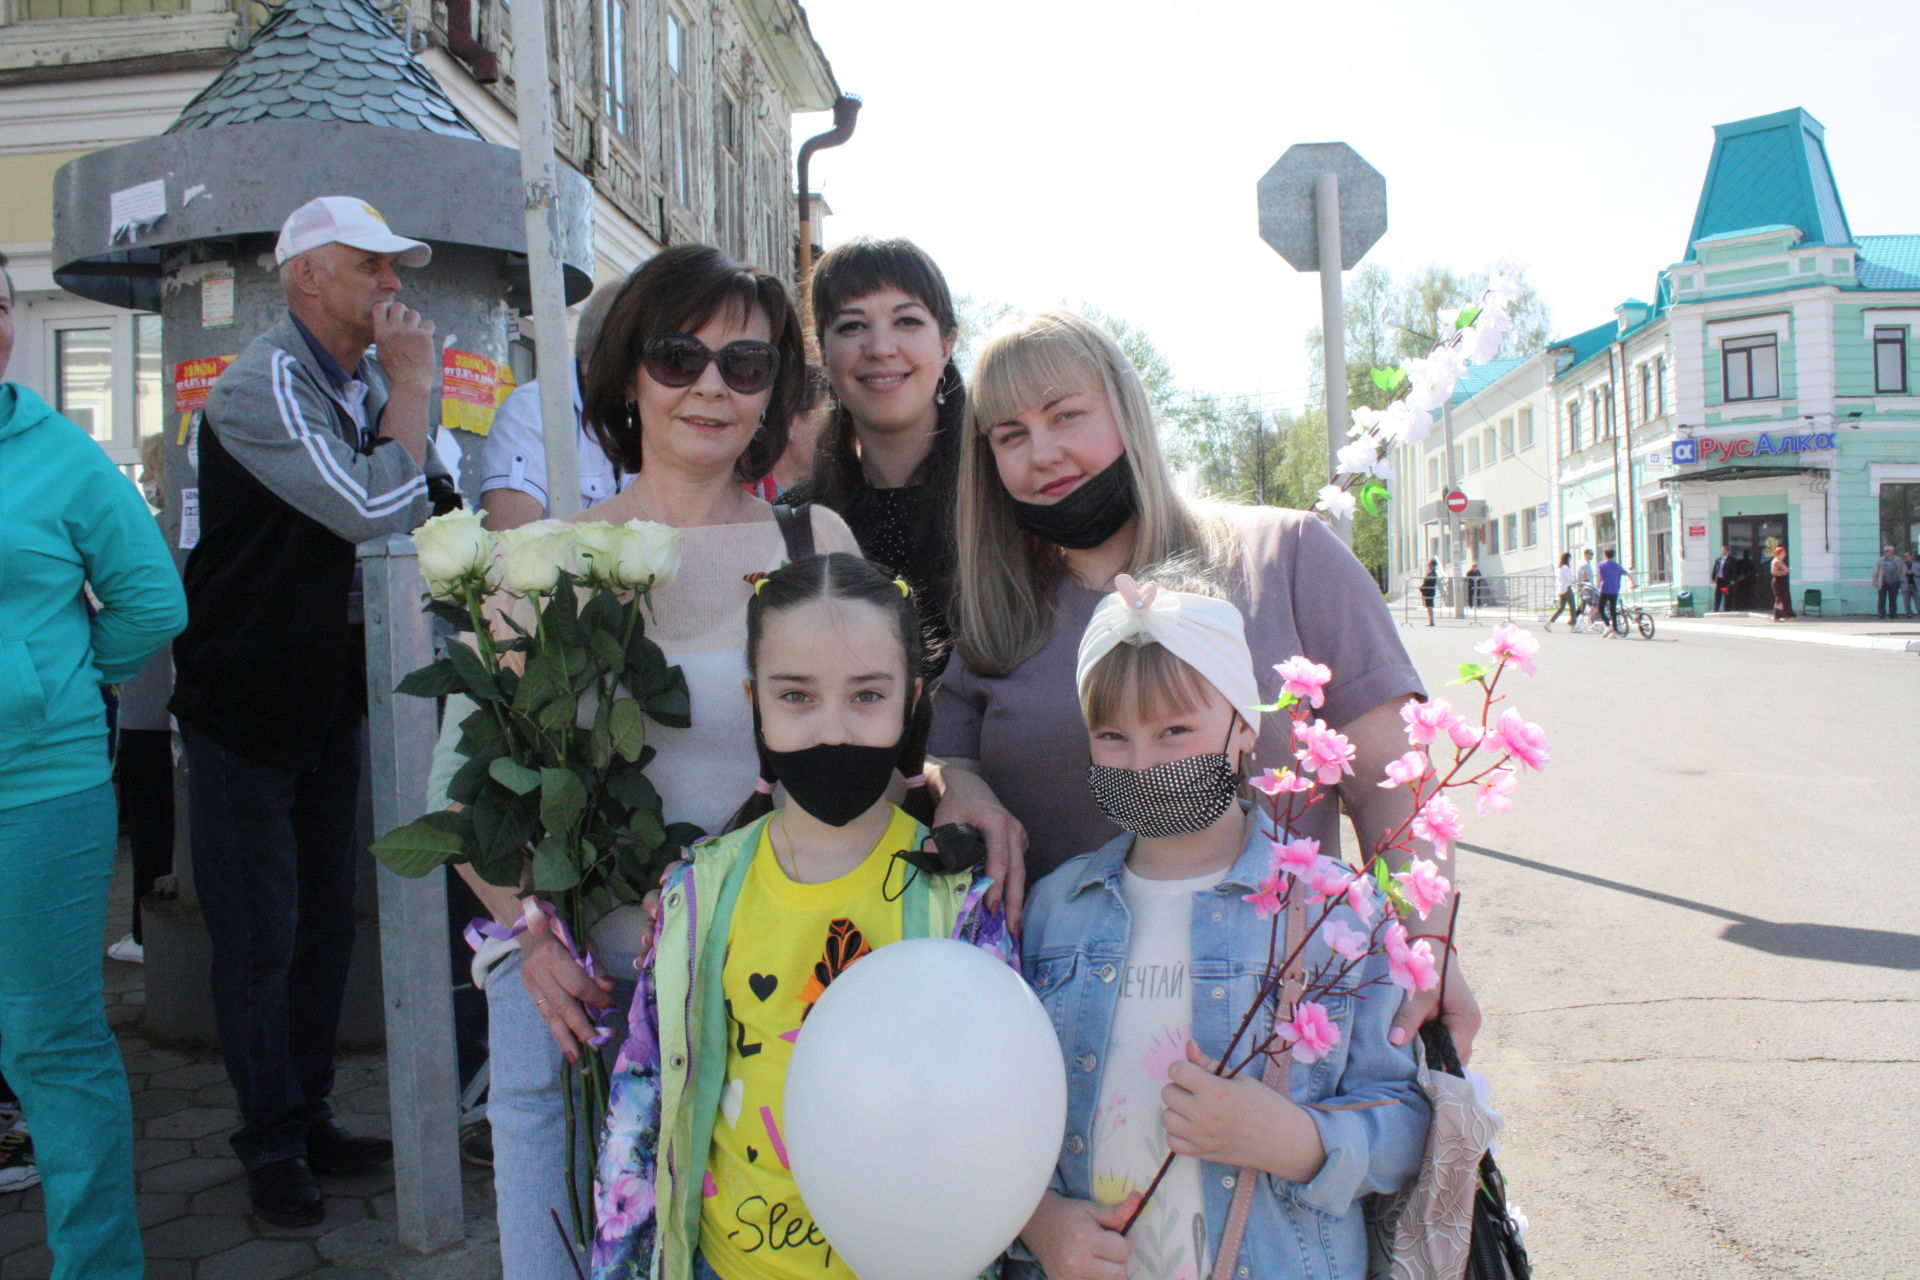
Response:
[374,508,692,1245]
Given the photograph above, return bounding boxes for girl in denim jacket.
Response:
[592,553,1013,1280]
[1015,575,1427,1280]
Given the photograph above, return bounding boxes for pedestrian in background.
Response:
[0,247,187,1279]
[1903,550,1918,619]
[1544,551,1577,629]
[1596,546,1633,636]
[1873,545,1903,619]
[1419,558,1438,626]
[108,434,178,966]
[1769,544,1796,622]
[1465,560,1485,608]
[1711,544,1737,612]
[169,197,454,1227]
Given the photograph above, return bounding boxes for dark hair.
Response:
[723,552,936,833]
[805,237,966,508]
[1603,547,1615,558]
[581,244,806,484]
[1558,551,1570,566]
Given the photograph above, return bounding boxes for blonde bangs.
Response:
[967,315,1108,436]
[1080,642,1213,730]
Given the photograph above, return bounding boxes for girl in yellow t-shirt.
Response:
[593,552,1015,1280]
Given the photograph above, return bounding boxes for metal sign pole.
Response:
[1314,172,1350,548]
[509,0,582,519]
[361,536,465,1252]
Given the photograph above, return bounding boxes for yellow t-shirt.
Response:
[699,806,917,1280]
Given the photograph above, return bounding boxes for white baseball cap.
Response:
[275,196,431,268]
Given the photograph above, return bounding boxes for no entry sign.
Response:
[1445,490,1469,514]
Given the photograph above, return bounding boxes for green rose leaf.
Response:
[512,653,568,717]
[647,669,692,729]
[579,589,625,638]
[604,762,660,817]
[458,706,507,759]
[590,629,627,672]
[531,834,582,892]
[489,756,542,795]
[1373,859,1393,893]
[395,658,463,700]
[539,766,589,838]
[626,806,667,851]
[473,785,537,866]
[424,596,473,632]
[371,815,468,877]
[447,750,497,807]
[608,698,648,762]
[445,639,499,703]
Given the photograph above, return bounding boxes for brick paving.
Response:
[0,850,503,1279]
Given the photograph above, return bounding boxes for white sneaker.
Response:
[107,934,145,964]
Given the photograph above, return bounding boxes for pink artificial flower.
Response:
[1376,750,1429,790]
[1269,836,1323,881]
[1343,873,1377,926]
[1280,1001,1341,1064]
[1488,707,1551,772]
[1476,622,1540,678]
[1308,870,1351,904]
[1386,935,1441,994]
[1400,698,1455,746]
[1393,857,1452,918]
[1294,719,1357,786]
[1410,794,1465,853]
[1274,656,1333,709]
[1250,767,1315,797]
[1476,767,1519,816]
[1320,919,1369,962]
[1447,717,1485,751]
[1242,873,1287,920]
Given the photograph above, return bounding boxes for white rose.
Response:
[617,519,683,589]
[571,521,625,586]
[497,520,569,596]
[412,509,495,601]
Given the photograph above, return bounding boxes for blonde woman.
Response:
[928,309,1481,1055]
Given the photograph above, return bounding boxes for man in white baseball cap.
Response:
[274,195,431,268]
[171,193,453,1229]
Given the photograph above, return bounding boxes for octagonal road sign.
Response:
[1258,142,1387,272]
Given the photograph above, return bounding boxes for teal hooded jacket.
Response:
[0,383,186,810]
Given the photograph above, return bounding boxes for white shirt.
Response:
[1555,563,1574,592]
[478,371,634,513]
[1089,864,1224,1280]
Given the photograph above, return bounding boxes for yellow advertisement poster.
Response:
[441,348,517,436]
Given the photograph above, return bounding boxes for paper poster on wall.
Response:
[1688,523,1707,539]
[173,355,237,414]
[201,269,236,328]
[178,488,201,550]
[109,179,166,244]
[440,348,516,436]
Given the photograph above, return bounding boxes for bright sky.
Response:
[796,0,1920,411]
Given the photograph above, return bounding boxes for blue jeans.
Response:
[0,783,142,1278]
[183,720,362,1169]
[487,946,638,1279]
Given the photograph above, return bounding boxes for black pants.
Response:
[1878,586,1900,617]
[116,729,175,943]
[1599,592,1621,630]
[1712,583,1733,611]
[183,719,362,1170]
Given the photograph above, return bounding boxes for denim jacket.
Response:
[590,811,1017,1280]
[1014,815,1428,1280]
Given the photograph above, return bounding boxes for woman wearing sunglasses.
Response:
[788,237,965,672]
[440,243,859,1279]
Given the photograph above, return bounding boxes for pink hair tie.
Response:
[754,778,776,796]
[902,774,928,789]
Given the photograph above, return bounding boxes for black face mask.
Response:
[1008,455,1137,550]
[1085,725,1243,840]
[763,741,901,827]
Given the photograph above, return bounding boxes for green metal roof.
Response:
[1549,320,1618,379]
[1857,236,1920,291]
[169,0,479,137]
[1684,108,1852,260]
[1449,358,1525,408]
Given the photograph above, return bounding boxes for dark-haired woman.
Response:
[789,237,965,670]
[430,244,858,1278]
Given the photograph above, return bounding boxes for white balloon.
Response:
[784,938,1066,1280]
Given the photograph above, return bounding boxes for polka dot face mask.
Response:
[1085,729,1241,841]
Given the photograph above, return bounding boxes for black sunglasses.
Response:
[642,332,780,395]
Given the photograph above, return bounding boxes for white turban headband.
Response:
[1076,574,1261,730]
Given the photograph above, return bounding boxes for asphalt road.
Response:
[1386,619,1919,1279]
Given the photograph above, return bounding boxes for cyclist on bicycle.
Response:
[1597,547,1634,637]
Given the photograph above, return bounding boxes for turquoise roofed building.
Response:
[1544,107,1920,616]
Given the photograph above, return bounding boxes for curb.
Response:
[1656,618,1920,652]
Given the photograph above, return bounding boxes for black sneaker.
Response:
[247,1155,322,1227]
[459,1119,493,1169]
[306,1118,394,1175]
[0,1124,38,1194]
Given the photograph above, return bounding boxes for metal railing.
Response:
[1397,571,1558,624]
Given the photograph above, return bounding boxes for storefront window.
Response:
[1882,483,1920,554]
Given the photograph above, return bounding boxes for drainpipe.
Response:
[443,0,500,83]
[1608,342,1626,564]
[795,96,861,281]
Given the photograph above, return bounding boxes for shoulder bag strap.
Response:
[1208,884,1308,1280]
[772,501,815,563]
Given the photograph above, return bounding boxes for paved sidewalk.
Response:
[0,854,503,1280]
[1655,610,1920,651]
